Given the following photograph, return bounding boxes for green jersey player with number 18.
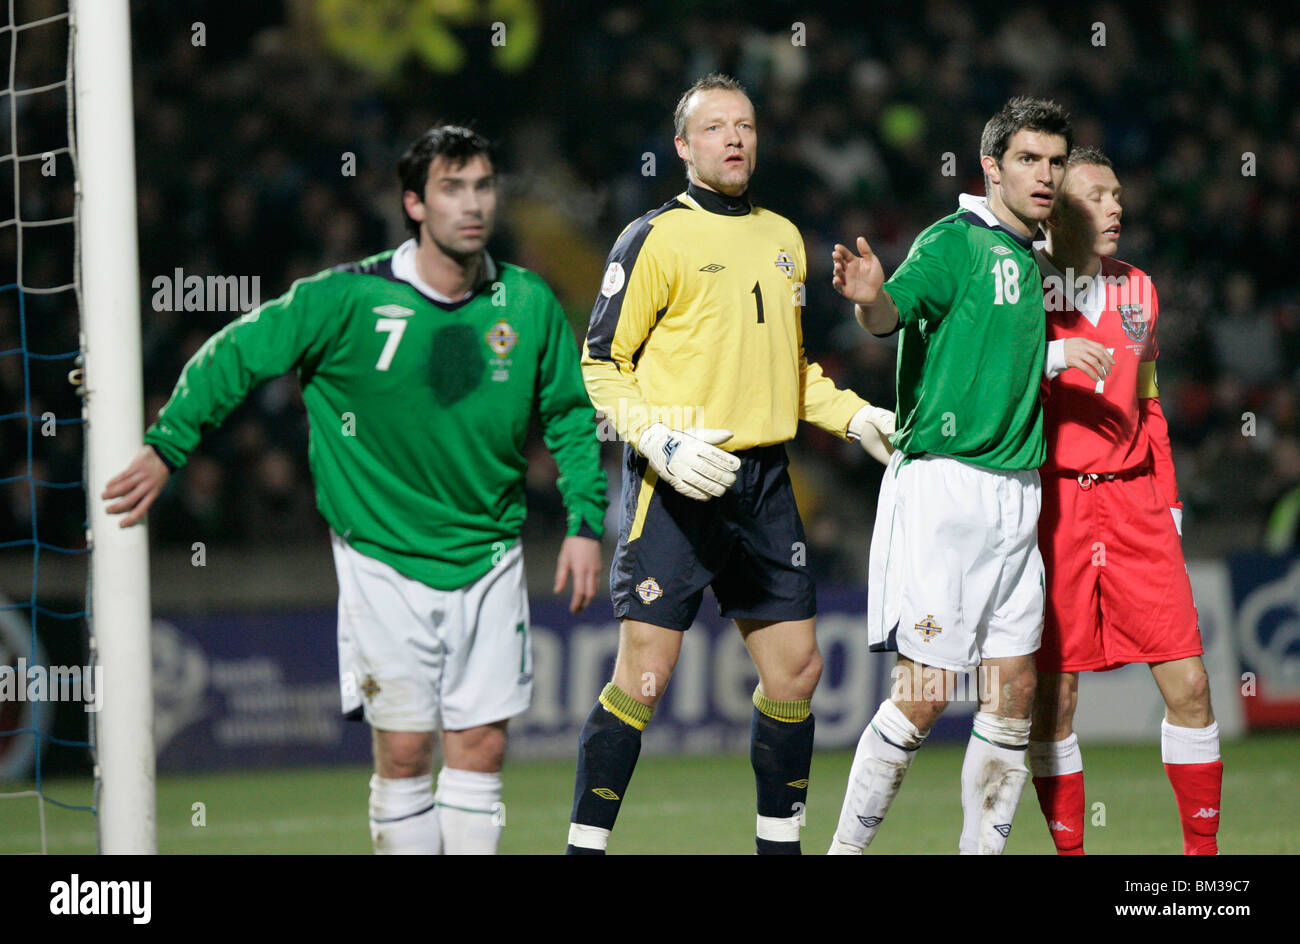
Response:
[828,98,1091,855]
[103,126,607,855]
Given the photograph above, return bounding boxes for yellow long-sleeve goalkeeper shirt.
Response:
[582,181,867,451]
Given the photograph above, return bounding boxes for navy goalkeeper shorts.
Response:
[609,441,817,632]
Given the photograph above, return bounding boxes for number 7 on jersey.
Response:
[374,318,408,371]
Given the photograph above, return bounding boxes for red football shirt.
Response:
[1038,254,1181,507]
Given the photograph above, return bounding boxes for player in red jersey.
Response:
[1029,147,1222,855]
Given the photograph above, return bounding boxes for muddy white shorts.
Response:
[867,452,1044,671]
[332,533,532,732]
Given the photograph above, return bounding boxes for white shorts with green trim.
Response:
[867,451,1044,672]
[332,533,532,732]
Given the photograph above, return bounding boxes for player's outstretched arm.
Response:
[554,535,602,614]
[102,445,171,528]
[833,236,899,335]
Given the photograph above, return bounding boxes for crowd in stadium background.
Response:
[3,0,1297,577]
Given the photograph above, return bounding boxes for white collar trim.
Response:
[958,193,1001,228]
[391,238,495,304]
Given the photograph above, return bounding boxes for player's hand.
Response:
[637,423,741,501]
[848,405,896,465]
[832,237,885,306]
[554,535,602,614]
[102,446,171,528]
[1063,338,1115,383]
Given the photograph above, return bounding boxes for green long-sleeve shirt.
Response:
[146,246,607,590]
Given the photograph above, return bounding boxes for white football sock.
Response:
[1027,733,1084,778]
[959,712,1031,855]
[436,767,503,855]
[1160,719,1220,764]
[369,773,440,854]
[829,700,926,854]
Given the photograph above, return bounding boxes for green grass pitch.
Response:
[2,732,1295,854]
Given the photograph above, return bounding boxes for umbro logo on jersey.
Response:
[1191,808,1219,818]
[774,251,795,276]
[857,815,883,828]
[993,823,1012,838]
[699,263,726,273]
[991,245,1012,256]
[1049,820,1075,832]
[373,304,414,318]
[591,788,620,800]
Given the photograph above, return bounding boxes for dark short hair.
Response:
[673,73,749,139]
[1067,145,1113,169]
[397,125,496,239]
[979,96,1073,166]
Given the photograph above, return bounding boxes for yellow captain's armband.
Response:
[1137,360,1159,398]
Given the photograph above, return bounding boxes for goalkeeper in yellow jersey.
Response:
[565,74,895,854]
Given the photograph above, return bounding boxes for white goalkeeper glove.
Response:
[637,423,741,501]
[848,405,896,465]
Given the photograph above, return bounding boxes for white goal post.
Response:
[72,0,156,854]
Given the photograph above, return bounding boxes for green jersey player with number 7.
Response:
[102,126,607,855]
[828,98,1111,855]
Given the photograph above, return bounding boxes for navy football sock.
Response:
[566,684,650,854]
[751,690,814,855]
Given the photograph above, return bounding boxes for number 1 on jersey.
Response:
[752,282,764,324]
[374,318,408,371]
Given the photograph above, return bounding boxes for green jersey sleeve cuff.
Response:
[144,434,187,471]
[569,516,604,541]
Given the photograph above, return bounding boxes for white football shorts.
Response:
[332,533,532,732]
[867,451,1044,672]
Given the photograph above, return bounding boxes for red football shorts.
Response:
[1037,470,1201,672]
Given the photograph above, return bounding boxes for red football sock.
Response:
[1164,760,1222,855]
[1032,772,1085,855]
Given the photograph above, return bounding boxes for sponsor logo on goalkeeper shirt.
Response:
[600,261,626,297]
[698,263,725,273]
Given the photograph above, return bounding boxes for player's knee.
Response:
[445,723,508,773]
[758,646,822,702]
[374,730,435,779]
[994,668,1037,718]
[791,646,823,700]
[622,659,674,704]
[894,695,947,733]
[1031,673,1077,738]
[1166,664,1213,720]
